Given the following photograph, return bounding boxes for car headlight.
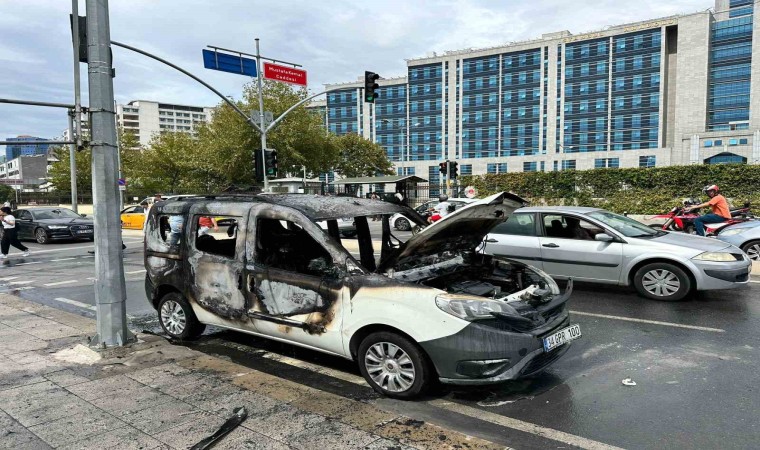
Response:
[692,252,736,262]
[47,225,69,230]
[435,294,516,321]
[719,228,746,237]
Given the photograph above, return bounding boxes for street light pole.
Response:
[86,0,133,348]
[255,38,268,191]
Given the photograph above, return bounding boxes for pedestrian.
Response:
[198,216,219,235]
[370,192,380,221]
[0,206,29,259]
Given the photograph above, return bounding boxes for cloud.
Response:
[0,0,707,139]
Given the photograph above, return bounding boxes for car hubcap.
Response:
[398,219,409,230]
[160,300,186,335]
[747,244,760,261]
[364,342,415,393]
[36,230,45,242]
[642,269,681,297]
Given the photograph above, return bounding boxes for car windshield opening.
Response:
[34,209,82,220]
[587,211,658,238]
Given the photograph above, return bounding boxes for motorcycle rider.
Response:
[685,185,731,236]
[428,194,453,223]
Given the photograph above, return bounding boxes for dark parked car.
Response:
[7,207,94,244]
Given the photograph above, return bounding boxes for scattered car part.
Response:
[189,406,247,450]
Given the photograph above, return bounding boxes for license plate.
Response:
[75,230,93,234]
[542,324,581,352]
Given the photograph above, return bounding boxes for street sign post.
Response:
[263,62,307,86]
[202,49,257,77]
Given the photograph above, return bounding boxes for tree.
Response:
[332,133,394,178]
[47,146,92,194]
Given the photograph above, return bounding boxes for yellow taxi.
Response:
[120,205,147,229]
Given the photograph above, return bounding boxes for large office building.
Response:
[324,0,760,184]
[116,100,214,146]
[4,136,51,161]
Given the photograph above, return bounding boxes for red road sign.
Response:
[263,62,307,86]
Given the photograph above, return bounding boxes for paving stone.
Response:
[246,403,326,441]
[0,409,53,450]
[167,374,243,401]
[212,428,292,450]
[125,363,193,387]
[56,425,164,450]
[360,437,418,450]
[0,329,48,355]
[185,387,279,417]
[119,398,206,435]
[66,374,146,401]
[90,385,176,417]
[28,407,127,447]
[0,360,46,391]
[43,368,91,387]
[152,412,251,450]
[23,323,83,341]
[232,370,313,403]
[286,419,379,450]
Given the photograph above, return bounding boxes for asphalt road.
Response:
[2,231,759,449]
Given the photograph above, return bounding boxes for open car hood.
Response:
[377,192,527,272]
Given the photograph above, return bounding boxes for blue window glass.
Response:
[740,138,749,144]
[523,161,538,172]
[704,152,747,164]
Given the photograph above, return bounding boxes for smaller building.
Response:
[117,100,215,147]
[0,155,49,191]
[268,177,323,194]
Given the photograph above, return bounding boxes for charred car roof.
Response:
[153,194,412,221]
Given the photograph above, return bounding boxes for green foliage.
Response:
[0,184,14,202]
[332,133,395,178]
[461,164,760,214]
[47,146,92,193]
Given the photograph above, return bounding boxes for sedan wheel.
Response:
[741,241,760,261]
[157,293,205,340]
[35,228,49,244]
[160,300,186,336]
[633,263,691,302]
[357,331,430,399]
[395,217,411,231]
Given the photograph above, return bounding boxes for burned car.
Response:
[144,192,579,399]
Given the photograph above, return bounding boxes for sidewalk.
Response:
[0,293,504,450]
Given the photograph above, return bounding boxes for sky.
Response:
[0,0,708,140]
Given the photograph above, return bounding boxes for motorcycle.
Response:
[650,200,754,236]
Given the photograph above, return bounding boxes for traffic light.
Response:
[264,149,278,178]
[364,71,380,103]
[438,161,447,175]
[450,161,459,179]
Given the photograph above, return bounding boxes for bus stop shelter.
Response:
[331,175,428,206]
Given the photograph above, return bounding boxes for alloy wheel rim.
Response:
[398,218,409,230]
[36,230,46,242]
[160,300,186,335]
[364,342,415,393]
[746,244,760,261]
[642,269,681,297]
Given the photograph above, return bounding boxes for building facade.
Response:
[4,136,51,161]
[324,0,760,179]
[116,100,214,147]
[0,155,50,191]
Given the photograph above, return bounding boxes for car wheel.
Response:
[157,292,205,340]
[357,331,431,399]
[35,228,49,244]
[741,241,760,261]
[395,217,411,231]
[633,263,692,302]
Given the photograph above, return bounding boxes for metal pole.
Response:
[115,109,123,210]
[67,111,78,212]
[255,38,268,191]
[86,0,133,348]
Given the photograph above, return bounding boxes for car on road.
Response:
[120,205,147,229]
[716,220,760,261]
[9,207,94,244]
[390,198,476,231]
[144,193,578,399]
[316,217,357,238]
[482,206,752,301]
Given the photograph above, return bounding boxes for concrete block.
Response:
[246,403,326,441]
[152,413,252,450]
[90,385,175,417]
[66,374,145,401]
[118,397,204,435]
[43,368,91,387]
[0,409,53,449]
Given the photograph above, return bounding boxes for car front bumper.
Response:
[47,229,93,240]
[692,259,751,290]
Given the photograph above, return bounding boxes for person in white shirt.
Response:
[0,207,29,258]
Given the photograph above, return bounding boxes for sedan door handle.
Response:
[542,243,560,248]
[484,238,498,243]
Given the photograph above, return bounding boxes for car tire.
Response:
[741,240,760,261]
[157,292,205,340]
[395,217,411,231]
[35,228,49,244]
[357,331,431,399]
[633,262,692,302]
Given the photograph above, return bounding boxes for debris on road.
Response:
[622,378,637,386]
[189,406,248,450]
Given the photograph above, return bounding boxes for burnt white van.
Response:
[144,192,579,398]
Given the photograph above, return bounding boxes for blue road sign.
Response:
[202,49,257,77]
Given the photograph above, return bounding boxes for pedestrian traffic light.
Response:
[438,161,447,175]
[364,71,380,103]
[264,149,278,178]
[450,161,459,179]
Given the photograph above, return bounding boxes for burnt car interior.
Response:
[195,216,238,258]
[256,218,334,278]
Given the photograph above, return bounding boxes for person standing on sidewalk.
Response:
[0,206,29,259]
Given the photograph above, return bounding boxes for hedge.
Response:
[460,164,760,215]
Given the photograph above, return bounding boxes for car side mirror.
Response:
[595,233,615,242]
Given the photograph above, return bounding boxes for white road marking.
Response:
[429,400,624,450]
[82,255,95,258]
[43,280,78,287]
[53,297,96,311]
[750,280,760,284]
[571,310,725,333]
[14,262,42,266]
[125,269,146,274]
[50,258,77,262]
[4,238,143,256]
[7,280,34,285]
[4,286,35,291]
[0,276,19,281]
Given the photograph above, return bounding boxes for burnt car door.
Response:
[185,204,251,329]
[245,204,348,356]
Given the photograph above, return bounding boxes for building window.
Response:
[714,140,723,146]
[595,158,620,169]
[561,160,576,170]
[487,163,508,174]
[523,161,538,172]
[739,138,749,144]
[639,155,656,167]
[704,152,747,164]
[729,139,739,146]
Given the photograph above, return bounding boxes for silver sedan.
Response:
[716,220,760,261]
[483,206,751,301]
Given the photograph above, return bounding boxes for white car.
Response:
[390,198,477,231]
[145,193,578,399]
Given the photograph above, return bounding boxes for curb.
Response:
[753,261,760,276]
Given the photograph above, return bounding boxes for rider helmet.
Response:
[702,184,719,196]
[439,194,449,202]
